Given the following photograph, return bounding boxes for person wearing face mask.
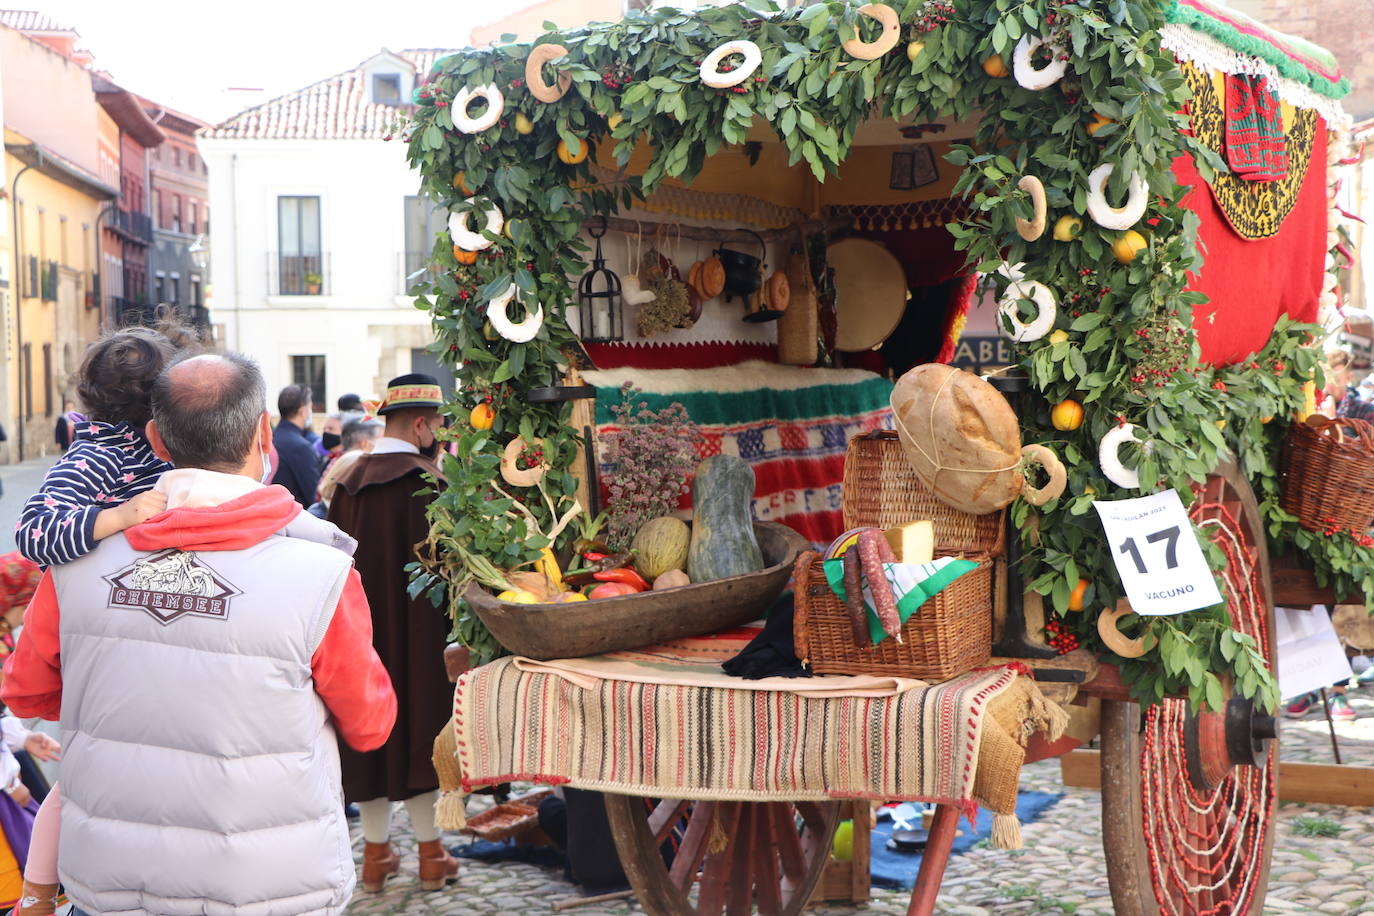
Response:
[325,374,459,893]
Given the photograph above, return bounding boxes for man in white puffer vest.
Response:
[2,352,398,916]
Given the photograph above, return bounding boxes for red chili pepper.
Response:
[583,551,609,562]
[592,567,649,591]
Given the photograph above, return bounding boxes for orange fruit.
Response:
[982,54,1009,78]
[1067,578,1089,612]
[557,137,588,164]
[1112,230,1147,264]
[451,171,473,194]
[1086,113,1115,137]
[453,245,478,265]
[469,403,495,430]
[1051,399,1084,431]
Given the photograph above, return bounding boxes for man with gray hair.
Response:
[2,352,397,915]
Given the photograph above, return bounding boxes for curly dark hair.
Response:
[76,319,200,428]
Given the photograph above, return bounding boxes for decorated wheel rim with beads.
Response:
[1100,460,1275,916]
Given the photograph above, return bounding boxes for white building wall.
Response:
[197,136,436,410]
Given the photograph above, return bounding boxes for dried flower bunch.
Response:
[601,382,700,550]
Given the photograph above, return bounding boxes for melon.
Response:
[631,516,691,581]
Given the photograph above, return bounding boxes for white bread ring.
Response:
[1086,164,1148,230]
[501,436,549,487]
[526,44,572,103]
[1021,443,1067,506]
[997,278,1056,342]
[450,198,503,251]
[487,283,544,343]
[843,4,901,60]
[699,40,762,89]
[1015,175,1048,241]
[1099,423,1153,489]
[1013,34,1068,90]
[453,84,504,134]
[1098,599,1147,658]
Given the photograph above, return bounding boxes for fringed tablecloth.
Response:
[436,628,1065,849]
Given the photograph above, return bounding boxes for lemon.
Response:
[906,41,925,62]
[514,112,534,135]
[497,589,539,604]
[1053,215,1083,242]
[1049,329,1070,345]
[607,112,624,131]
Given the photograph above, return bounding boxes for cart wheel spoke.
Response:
[696,802,741,916]
[755,805,784,916]
[606,794,840,915]
[669,801,715,892]
[649,798,693,846]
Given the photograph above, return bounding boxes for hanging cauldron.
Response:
[714,229,766,304]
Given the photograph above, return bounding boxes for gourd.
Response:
[631,516,690,581]
[687,455,764,582]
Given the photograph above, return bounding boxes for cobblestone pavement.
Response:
[347,685,1374,915]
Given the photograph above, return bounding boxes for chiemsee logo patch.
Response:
[103,549,241,625]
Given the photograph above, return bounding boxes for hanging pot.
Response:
[713,228,766,303]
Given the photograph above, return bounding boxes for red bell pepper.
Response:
[592,567,649,592]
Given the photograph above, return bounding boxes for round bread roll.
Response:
[890,364,1024,515]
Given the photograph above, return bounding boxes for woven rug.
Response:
[438,628,1067,849]
[584,362,894,545]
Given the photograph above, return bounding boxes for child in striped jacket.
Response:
[15,326,193,568]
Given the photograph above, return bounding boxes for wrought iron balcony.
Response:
[267,252,329,296]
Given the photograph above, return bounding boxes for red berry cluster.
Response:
[462,382,512,412]
[1044,618,1080,654]
[912,0,955,32]
[600,61,634,90]
[518,443,546,470]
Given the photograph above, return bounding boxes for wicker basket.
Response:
[1278,415,1374,533]
[793,430,1002,681]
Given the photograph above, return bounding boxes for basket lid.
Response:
[840,430,1004,556]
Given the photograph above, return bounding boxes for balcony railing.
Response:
[109,209,153,244]
[267,252,329,297]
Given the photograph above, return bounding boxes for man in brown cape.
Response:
[327,373,458,892]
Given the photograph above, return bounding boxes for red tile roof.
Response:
[202,49,456,141]
[0,9,75,32]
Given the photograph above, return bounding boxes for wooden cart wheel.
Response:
[1100,459,1276,916]
[604,795,841,915]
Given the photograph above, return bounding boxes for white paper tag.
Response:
[1274,605,1354,701]
[1092,490,1224,616]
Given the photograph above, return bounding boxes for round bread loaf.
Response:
[890,364,1023,515]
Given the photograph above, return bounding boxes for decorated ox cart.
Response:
[403,0,1364,912]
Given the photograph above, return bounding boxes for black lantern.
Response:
[577,216,623,343]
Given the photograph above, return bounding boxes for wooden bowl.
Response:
[465,522,808,660]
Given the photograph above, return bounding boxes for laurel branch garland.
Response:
[398,0,1363,709]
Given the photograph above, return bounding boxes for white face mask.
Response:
[260,448,273,485]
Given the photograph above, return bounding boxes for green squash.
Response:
[687,455,765,582]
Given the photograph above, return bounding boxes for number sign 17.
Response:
[1117,525,1180,575]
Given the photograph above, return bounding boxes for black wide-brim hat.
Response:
[377,373,444,415]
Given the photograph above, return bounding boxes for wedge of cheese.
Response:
[884,520,934,565]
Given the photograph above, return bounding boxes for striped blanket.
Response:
[440,629,1066,847]
[585,362,894,545]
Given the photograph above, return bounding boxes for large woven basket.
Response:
[793,430,1002,681]
[1278,415,1374,533]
